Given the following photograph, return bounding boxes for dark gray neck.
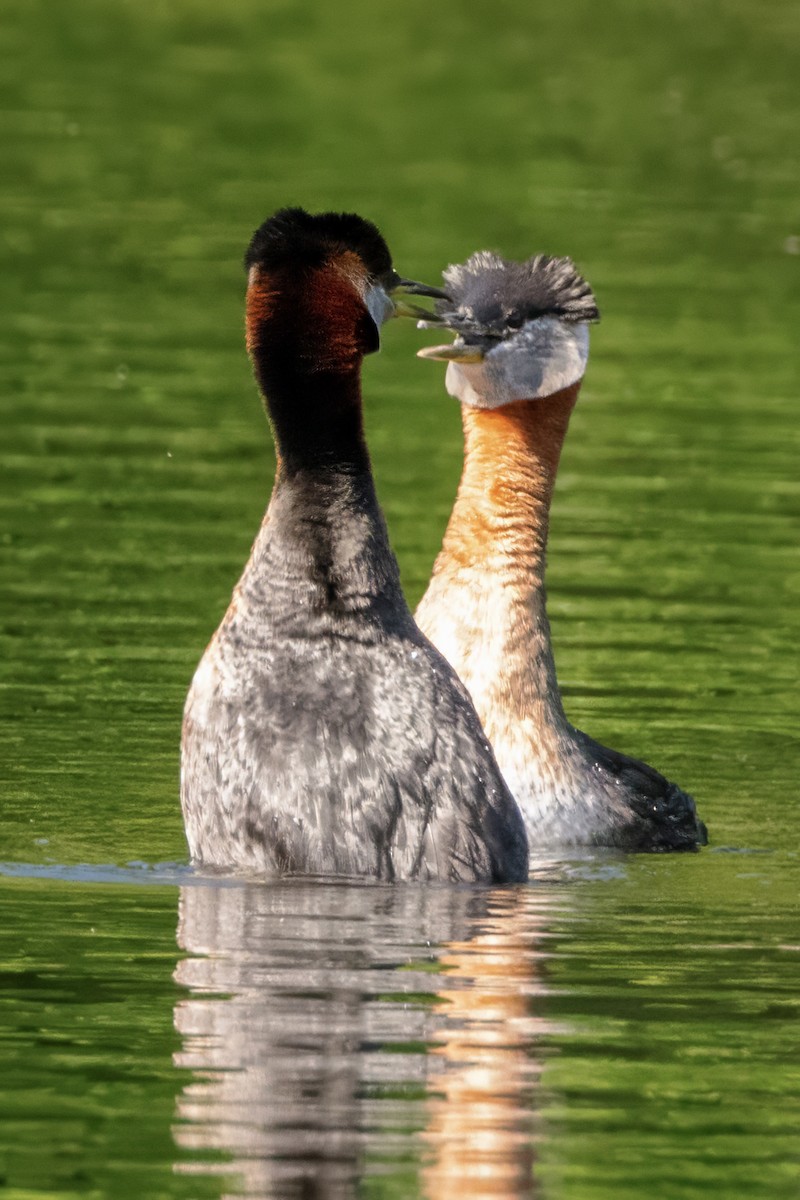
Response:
[258,362,372,477]
[233,465,414,640]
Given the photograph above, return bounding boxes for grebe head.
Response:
[244,207,446,372]
[418,251,599,408]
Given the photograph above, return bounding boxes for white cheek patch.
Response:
[444,361,486,408]
[445,318,589,409]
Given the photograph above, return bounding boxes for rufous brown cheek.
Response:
[304,260,376,367]
[245,273,278,356]
[246,258,374,368]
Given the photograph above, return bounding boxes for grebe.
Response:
[415,251,707,851]
[180,211,528,882]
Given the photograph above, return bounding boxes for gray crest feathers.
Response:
[438,251,599,337]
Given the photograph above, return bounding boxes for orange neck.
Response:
[438,384,578,583]
[417,383,580,742]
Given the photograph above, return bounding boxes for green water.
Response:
[1,0,799,1195]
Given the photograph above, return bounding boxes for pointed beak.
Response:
[388,277,449,322]
[394,277,449,299]
[416,341,486,363]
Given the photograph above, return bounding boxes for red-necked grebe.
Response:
[415,251,707,852]
[180,211,528,881]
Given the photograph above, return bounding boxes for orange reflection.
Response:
[422,889,558,1200]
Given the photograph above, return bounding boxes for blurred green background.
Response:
[4,0,798,865]
[2,3,800,1198]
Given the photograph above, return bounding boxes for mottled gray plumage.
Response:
[435,251,600,342]
[182,472,527,881]
[181,211,528,882]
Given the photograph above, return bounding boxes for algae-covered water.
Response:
[1,1,799,1196]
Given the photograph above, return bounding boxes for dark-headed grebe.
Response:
[415,252,707,852]
[180,212,528,882]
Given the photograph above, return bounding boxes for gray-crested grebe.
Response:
[180,211,528,882]
[415,251,707,852]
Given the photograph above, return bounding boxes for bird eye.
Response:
[505,313,523,329]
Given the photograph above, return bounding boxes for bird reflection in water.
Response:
[420,892,553,1199]
[172,880,564,1199]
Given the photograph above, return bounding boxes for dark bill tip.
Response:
[393,277,450,300]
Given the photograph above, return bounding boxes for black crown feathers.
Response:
[244,207,393,279]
